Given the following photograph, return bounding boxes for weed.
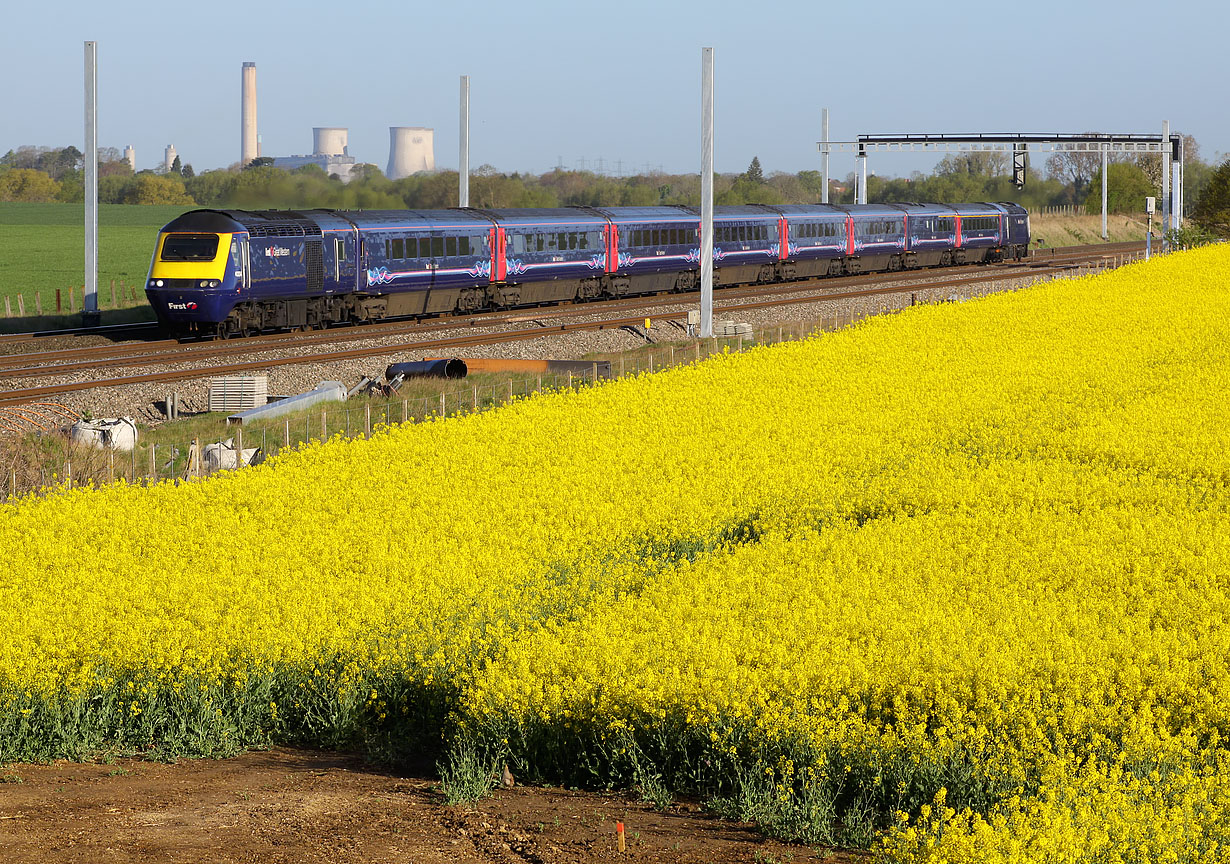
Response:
[438,739,498,805]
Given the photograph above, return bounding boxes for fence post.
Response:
[365,404,371,438]
[3,297,10,318]
[150,444,156,481]
[508,380,513,402]
[322,409,327,440]
[439,391,445,417]
[17,295,25,317]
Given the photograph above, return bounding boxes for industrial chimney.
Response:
[387,127,435,179]
[313,127,348,157]
[164,144,177,172]
[241,62,258,167]
[123,145,135,172]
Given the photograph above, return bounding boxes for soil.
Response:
[0,747,863,864]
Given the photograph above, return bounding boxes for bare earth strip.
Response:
[0,747,859,864]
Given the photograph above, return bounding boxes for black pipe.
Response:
[385,359,468,380]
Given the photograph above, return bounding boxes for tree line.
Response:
[2,141,1227,236]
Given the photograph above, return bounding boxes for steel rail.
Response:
[0,239,1145,351]
[0,262,1089,409]
[0,244,1129,380]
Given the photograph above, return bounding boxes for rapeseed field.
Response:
[1,245,1228,860]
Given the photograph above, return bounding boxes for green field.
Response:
[0,203,190,326]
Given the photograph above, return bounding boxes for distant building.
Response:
[163,144,177,172]
[272,127,360,182]
[123,145,135,172]
[271,153,360,182]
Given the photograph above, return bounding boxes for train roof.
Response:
[330,209,495,229]
[477,207,609,226]
[159,210,247,233]
[590,206,698,221]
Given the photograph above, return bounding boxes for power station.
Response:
[272,127,360,182]
[387,127,435,179]
[237,62,435,177]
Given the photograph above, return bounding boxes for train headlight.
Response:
[209,280,220,288]
[155,280,164,287]
[200,280,209,287]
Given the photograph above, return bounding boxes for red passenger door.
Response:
[492,226,507,281]
[607,224,619,273]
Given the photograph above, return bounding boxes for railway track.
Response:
[0,240,1143,353]
[0,243,1133,381]
[0,250,1123,409]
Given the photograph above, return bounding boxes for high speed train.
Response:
[146,202,1030,337]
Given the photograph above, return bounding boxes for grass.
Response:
[0,202,1140,331]
[1029,212,1154,247]
[0,203,189,329]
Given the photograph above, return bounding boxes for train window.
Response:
[431,237,444,257]
[459,236,471,256]
[161,233,219,262]
[566,233,576,250]
[535,234,544,252]
[392,238,404,260]
[446,237,457,256]
[511,234,525,254]
[335,237,345,261]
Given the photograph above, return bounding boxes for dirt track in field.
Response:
[0,748,863,863]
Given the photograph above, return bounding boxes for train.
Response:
[145,202,1031,337]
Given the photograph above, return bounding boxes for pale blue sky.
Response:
[1,0,1223,178]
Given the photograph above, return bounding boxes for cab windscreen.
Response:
[161,233,219,262]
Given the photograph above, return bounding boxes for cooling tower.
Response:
[123,146,135,172]
[387,127,435,179]
[164,144,177,172]
[241,62,258,167]
[313,127,348,157]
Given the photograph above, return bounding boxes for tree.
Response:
[1083,162,1156,214]
[171,155,182,176]
[745,156,764,184]
[0,168,61,202]
[244,156,275,170]
[937,150,1007,178]
[1045,136,1103,204]
[1190,156,1230,237]
[121,174,194,205]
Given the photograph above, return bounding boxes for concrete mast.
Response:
[241,62,258,168]
[821,108,830,204]
[459,76,470,207]
[699,47,714,340]
[84,41,99,326]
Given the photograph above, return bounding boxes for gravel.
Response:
[0,267,1082,427]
